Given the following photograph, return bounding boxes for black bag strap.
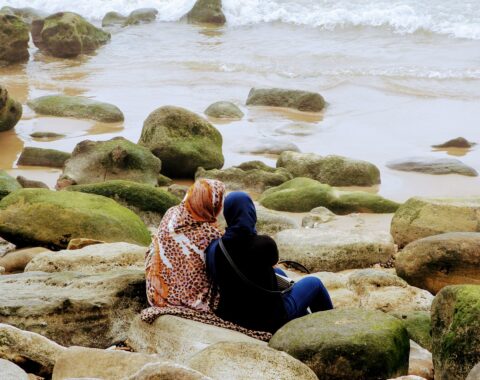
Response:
[218,239,291,295]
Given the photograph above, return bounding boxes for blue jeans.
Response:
[275,268,334,320]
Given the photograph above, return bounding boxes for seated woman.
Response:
[206,191,333,333]
[145,179,225,312]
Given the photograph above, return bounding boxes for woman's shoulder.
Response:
[253,234,278,248]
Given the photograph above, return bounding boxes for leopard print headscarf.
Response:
[145,179,225,311]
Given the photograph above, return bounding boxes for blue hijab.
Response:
[206,191,257,279]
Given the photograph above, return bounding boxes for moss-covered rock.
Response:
[185,0,226,25]
[31,12,110,58]
[29,131,65,139]
[390,311,432,351]
[387,157,478,177]
[0,188,151,249]
[28,95,124,122]
[57,137,161,189]
[396,232,480,294]
[269,309,410,380]
[196,162,292,193]
[101,11,127,27]
[431,285,480,380]
[390,197,480,248]
[329,191,400,214]
[0,85,22,132]
[66,180,180,215]
[0,171,21,200]
[16,175,49,189]
[255,206,299,236]
[17,147,71,168]
[259,177,335,212]
[138,106,224,178]
[0,14,29,64]
[0,6,45,25]
[204,101,243,119]
[124,8,158,25]
[433,137,475,149]
[277,151,380,186]
[246,88,325,112]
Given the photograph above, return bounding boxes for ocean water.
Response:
[1,0,480,201]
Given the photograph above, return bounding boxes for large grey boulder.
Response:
[246,88,325,112]
[391,197,480,248]
[396,232,480,294]
[386,157,478,176]
[255,206,299,235]
[0,270,147,347]
[184,0,226,25]
[0,359,28,380]
[277,151,381,186]
[269,309,410,380]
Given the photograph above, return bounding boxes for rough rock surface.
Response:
[255,206,299,235]
[0,14,29,64]
[188,342,318,380]
[0,189,151,249]
[138,106,224,178]
[204,101,243,119]
[32,12,110,58]
[0,85,23,132]
[102,11,127,27]
[277,151,381,186]
[390,311,432,351]
[126,362,211,380]
[28,95,124,122]
[390,197,480,248]
[431,285,480,380]
[0,6,46,25]
[185,0,226,25]
[124,8,158,25]
[0,247,51,273]
[0,270,147,347]
[246,88,325,112]
[302,207,336,227]
[396,232,480,294]
[57,137,161,188]
[0,358,29,380]
[386,157,478,176]
[269,309,410,380]
[0,170,21,200]
[17,147,70,168]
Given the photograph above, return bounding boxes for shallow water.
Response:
[1,11,480,201]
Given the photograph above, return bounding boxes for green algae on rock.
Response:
[390,197,480,248]
[138,106,224,178]
[277,151,381,186]
[0,85,22,132]
[269,308,410,380]
[124,8,158,25]
[185,0,226,25]
[0,6,45,25]
[390,311,432,351]
[0,189,151,249]
[17,147,71,168]
[0,170,21,200]
[431,285,480,380]
[28,95,124,122]
[0,14,29,64]
[66,180,180,215]
[329,191,400,214]
[246,88,325,112]
[101,11,127,27]
[57,137,161,189]
[205,101,244,119]
[387,156,478,177]
[31,12,110,58]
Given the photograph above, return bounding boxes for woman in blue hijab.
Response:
[206,191,333,333]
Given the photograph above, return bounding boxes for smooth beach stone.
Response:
[127,315,263,363]
[431,285,480,380]
[269,309,410,380]
[188,342,318,380]
[432,137,475,149]
[30,131,65,139]
[238,138,300,155]
[57,137,161,189]
[0,14,29,64]
[102,11,127,27]
[246,87,325,112]
[274,123,317,136]
[204,101,244,119]
[0,170,21,200]
[396,232,480,294]
[0,189,151,249]
[0,269,147,347]
[386,157,478,176]
[329,191,400,214]
[31,12,110,58]
[25,242,146,274]
[126,362,211,380]
[390,197,480,248]
[277,151,381,186]
[125,8,159,25]
[0,85,23,132]
[407,341,434,380]
[259,177,336,212]
[466,363,480,380]
[0,358,29,380]
[274,227,395,272]
[0,323,66,372]
[302,207,336,227]
[138,106,224,178]
[255,206,299,235]
[185,0,226,25]
[195,162,292,193]
[0,247,51,273]
[16,175,49,189]
[390,311,432,351]
[17,147,70,168]
[28,95,124,122]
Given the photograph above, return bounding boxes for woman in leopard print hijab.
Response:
[145,179,225,311]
